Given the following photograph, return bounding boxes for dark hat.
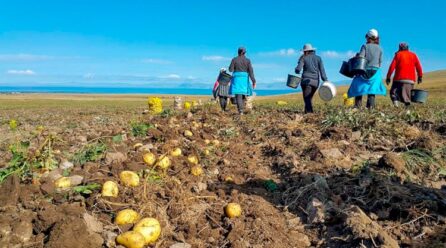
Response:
[238,47,246,54]
[399,42,409,50]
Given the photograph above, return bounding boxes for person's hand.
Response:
[386,78,391,85]
[252,83,256,89]
[417,77,422,84]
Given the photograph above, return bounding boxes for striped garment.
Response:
[216,82,230,97]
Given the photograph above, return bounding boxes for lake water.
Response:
[0,86,299,96]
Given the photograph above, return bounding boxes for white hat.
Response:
[302,43,316,52]
[366,29,379,38]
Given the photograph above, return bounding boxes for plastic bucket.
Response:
[218,72,232,84]
[339,61,354,78]
[411,89,428,103]
[348,57,367,75]
[286,74,301,89]
[319,81,337,102]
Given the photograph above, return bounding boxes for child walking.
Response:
[213,68,231,111]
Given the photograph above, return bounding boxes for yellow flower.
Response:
[147,97,163,114]
[184,101,191,110]
[9,119,17,130]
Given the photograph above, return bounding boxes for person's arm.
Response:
[318,57,328,82]
[414,54,423,82]
[386,54,397,82]
[295,56,304,74]
[379,48,383,67]
[359,45,366,57]
[247,60,256,86]
[228,58,235,72]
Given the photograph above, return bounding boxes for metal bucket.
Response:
[286,74,301,89]
[339,61,354,78]
[318,81,337,102]
[218,72,232,84]
[411,89,428,103]
[348,57,367,75]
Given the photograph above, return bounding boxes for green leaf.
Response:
[112,134,123,143]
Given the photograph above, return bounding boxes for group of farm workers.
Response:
[212,28,423,114]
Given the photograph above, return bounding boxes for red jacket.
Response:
[387,50,423,82]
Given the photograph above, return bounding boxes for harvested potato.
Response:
[204,139,211,145]
[156,155,171,169]
[225,203,242,218]
[212,139,220,146]
[203,149,210,156]
[115,209,140,225]
[133,218,161,245]
[101,181,119,197]
[54,177,71,188]
[224,176,234,183]
[143,152,156,166]
[190,165,203,176]
[187,155,199,165]
[170,148,182,157]
[184,130,193,137]
[133,143,143,149]
[120,171,140,187]
[116,231,145,248]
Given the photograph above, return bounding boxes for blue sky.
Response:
[0,0,445,89]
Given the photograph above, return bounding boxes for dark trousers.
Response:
[235,94,244,114]
[219,96,228,111]
[355,95,376,109]
[390,82,413,106]
[302,84,317,113]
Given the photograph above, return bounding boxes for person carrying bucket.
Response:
[228,47,256,115]
[295,44,328,114]
[213,68,231,111]
[386,42,423,107]
[348,29,386,109]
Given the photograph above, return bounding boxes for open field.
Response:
[0,71,445,248]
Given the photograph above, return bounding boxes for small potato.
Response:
[133,218,161,245]
[225,203,242,218]
[170,148,182,157]
[187,155,199,165]
[133,143,143,149]
[143,152,156,166]
[184,130,193,137]
[190,165,203,176]
[115,209,140,225]
[211,139,220,146]
[101,181,119,197]
[203,149,210,156]
[120,171,140,187]
[116,231,145,248]
[54,177,71,188]
[156,155,171,169]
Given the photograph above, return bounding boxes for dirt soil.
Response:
[1,101,446,248]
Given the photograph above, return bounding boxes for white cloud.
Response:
[202,55,231,62]
[159,74,181,79]
[259,48,299,57]
[141,58,172,64]
[7,69,35,75]
[321,50,356,59]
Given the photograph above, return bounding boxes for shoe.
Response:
[393,101,400,107]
